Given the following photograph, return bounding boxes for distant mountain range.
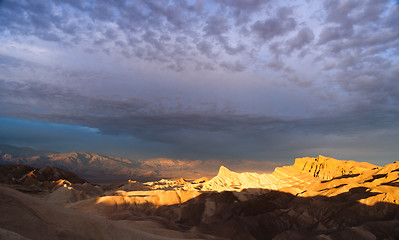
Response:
[0,144,280,181]
[0,144,165,181]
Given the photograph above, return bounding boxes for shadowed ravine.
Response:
[69,187,399,240]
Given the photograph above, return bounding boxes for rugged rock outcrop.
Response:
[201,166,290,192]
[0,164,86,188]
[0,164,36,184]
[19,166,87,185]
[278,155,378,180]
[69,189,202,217]
[44,182,104,204]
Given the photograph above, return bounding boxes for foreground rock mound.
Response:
[0,186,208,240]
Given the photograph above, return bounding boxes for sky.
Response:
[0,0,398,165]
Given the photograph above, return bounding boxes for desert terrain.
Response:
[1,149,399,240]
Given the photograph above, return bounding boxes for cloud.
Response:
[0,76,398,164]
[269,27,315,57]
[220,38,246,55]
[318,26,353,45]
[219,61,246,72]
[251,7,297,42]
[287,27,314,52]
[318,0,397,50]
[0,80,150,121]
[1,79,397,143]
[0,0,289,72]
[196,40,217,59]
[323,0,389,27]
[0,54,26,68]
[203,16,230,37]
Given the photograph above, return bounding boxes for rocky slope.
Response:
[275,155,378,180]
[0,164,36,184]
[201,166,294,192]
[0,164,87,191]
[0,185,212,240]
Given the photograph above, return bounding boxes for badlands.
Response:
[1,155,399,240]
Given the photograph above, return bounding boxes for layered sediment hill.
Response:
[275,155,378,180]
[204,155,399,205]
[201,155,381,193]
[201,166,289,192]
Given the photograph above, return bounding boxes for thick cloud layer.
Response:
[0,0,398,164]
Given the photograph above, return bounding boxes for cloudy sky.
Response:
[0,0,398,165]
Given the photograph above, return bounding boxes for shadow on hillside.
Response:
[320,173,360,183]
[98,186,399,240]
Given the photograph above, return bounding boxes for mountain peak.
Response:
[316,155,328,160]
[218,165,231,175]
